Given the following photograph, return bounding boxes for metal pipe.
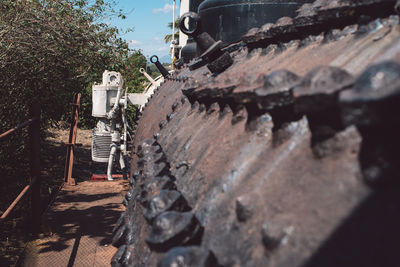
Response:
[123,89,128,155]
[107,144,118,180]
[0,117,38,140]
[119,153,127,180]
[140,68,157,86]
[0,177,36,220]
[107,86,123,120]
[172,0,176,59]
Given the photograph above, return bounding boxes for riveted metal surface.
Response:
[112,1,400,266]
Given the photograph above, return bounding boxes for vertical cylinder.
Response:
[171,0,176,60]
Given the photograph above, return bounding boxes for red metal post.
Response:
[29,102,41,233]
[63,93,81,185]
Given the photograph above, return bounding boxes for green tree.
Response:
[121,50,148,91]
[0,0,132,129]
[0,1,140,250]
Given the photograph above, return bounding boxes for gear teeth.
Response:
[146,211,203,252]
[158,246,219,267]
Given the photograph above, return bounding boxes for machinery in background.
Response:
[91,61,170,181]
[91,70,129,181]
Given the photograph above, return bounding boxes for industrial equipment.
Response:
[91,63,169,180]
[91,70,129,180]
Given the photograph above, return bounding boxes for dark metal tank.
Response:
[198,0,313,44]
[180,38,197,63]
[181,0,206,63]
[190,0,206,12]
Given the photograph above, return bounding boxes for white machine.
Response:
[91,71,129,180]
[91,70,165,180]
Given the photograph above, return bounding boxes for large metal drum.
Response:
[190,0,206,11]
[198,0,313,44]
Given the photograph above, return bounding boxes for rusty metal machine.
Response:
[111,0,400,266]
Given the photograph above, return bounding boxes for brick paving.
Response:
[20,180,128,267]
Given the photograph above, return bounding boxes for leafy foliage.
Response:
[0,2,146,260]
[0,0,133,129]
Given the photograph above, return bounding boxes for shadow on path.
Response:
[20,180,127,266]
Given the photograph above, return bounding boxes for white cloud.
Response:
[152,3,175,14]
[154,36,162,42]
[129,40,142,45]
[157,47,169,51]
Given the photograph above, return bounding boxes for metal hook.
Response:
[179,12,201,37]
[178,12,233,74]
[150,55,170,78]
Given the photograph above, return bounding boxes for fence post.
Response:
[64,93,81,185]
[29,102,41,233]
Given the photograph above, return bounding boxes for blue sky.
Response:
[108,0,179,62]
